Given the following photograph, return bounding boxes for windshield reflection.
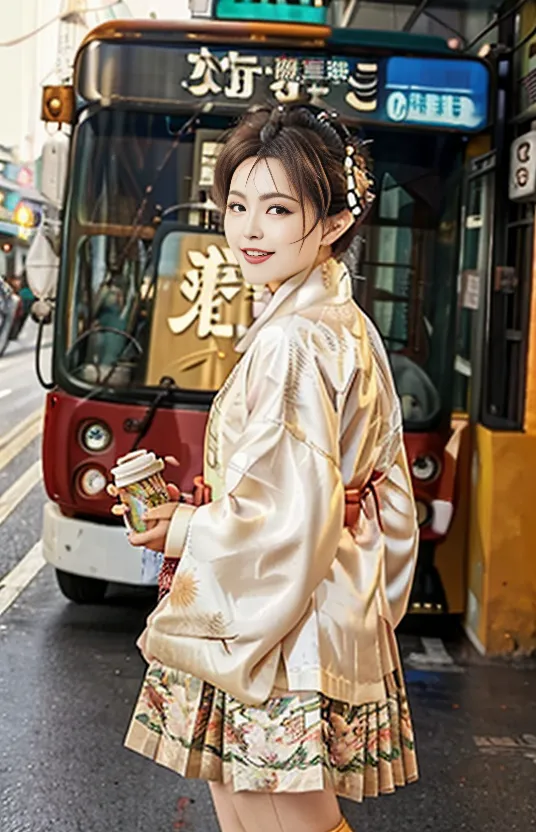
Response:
[62,110,460,429]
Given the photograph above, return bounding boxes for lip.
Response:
[240,248,274,265]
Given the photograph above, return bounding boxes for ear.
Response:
[320,209,355,248]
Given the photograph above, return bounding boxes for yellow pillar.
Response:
[524,214,536,433]
[465,428,536,654]
[464,214,536,655]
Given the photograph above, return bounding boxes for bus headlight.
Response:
[81,421,112,453]
[416,501,432,527]
[78,467,107,497]
[411,454,440,482]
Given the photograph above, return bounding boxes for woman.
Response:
[120,105,419,832]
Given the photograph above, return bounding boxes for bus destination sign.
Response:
[180,49,489,131]
[79,43,490,132]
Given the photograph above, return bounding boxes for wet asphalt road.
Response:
[0,323,535,832]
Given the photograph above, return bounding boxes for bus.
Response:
[30,9,492,610]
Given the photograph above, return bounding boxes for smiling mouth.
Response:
[240,248,274,264]
[241,248,274,258]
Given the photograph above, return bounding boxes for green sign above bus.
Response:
[215,0,327,25]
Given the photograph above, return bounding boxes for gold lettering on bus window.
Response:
[168,245,243,339]
[146,235,253,391]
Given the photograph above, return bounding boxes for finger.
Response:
[167,483,180,501]
[164,455,180,467]
[144,503,177,521]
[107,484,119,497]
[128,521,168,547]
[111,504,129,516]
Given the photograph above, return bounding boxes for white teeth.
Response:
[245,250,269,256]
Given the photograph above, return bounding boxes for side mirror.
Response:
[25,221,61,308]
[26,130,70,305]
[40,130,69,210]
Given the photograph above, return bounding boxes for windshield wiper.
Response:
[127,376,177,451]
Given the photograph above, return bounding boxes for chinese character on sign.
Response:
[326,59,350,84]
[306,83,330,106]
[346,62,378,112]
[182,48,263,100]
[182,47,223,96]
[302,59,325,82]
[426,93,440,116]
[408,92,427,115]
[270,57,302,103]
[434,95,445,116]
[168,245,243,339]
[221,51,263,100]
[443,94,463,121]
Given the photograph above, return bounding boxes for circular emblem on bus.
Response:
[386,91,409,123]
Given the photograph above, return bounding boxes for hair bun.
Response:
[259,106,285,144]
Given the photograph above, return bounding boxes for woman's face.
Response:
[223,156,324,287]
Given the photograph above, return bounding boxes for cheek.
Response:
[223,213,238,242]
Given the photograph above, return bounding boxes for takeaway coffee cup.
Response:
[111,450,169,533]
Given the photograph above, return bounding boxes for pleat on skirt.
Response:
[124,662,418,803]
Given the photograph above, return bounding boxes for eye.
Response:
[267,205,291,216]
[227,202,245,213]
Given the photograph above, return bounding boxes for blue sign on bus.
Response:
[384,56,490,130]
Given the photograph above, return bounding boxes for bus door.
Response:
[454,151,496,420]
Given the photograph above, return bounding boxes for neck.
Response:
[266,248,331,295]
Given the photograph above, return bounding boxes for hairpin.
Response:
[314,110,375,219]
[344,143,375,218]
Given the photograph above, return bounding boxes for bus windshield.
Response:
[59,108,462,428]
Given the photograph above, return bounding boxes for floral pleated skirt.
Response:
[124,662,418,803]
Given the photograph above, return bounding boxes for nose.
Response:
[243,208,263,240]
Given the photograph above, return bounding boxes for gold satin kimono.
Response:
[143,258,419,708]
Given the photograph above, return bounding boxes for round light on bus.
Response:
[411,454,440,482]
[79,467,107,497]
[415,501,432,527]
[81,422,112,453]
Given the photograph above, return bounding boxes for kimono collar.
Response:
[236,258,349,354]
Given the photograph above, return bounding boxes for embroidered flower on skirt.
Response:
[124,664,418,803]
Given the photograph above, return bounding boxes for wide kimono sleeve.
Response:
[144,323,346,705]
[378,445,419,629]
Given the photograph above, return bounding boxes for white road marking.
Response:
[0,389,12,400]
[0,407,43,450]
[0,460,43,526]
[474,735,536,764]
[407,637,463,672]
[0,542,46,617]
[0,408,43,473]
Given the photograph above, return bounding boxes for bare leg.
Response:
[211,783,343,832]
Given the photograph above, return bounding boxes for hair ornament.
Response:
[344,142,375,219]
[314,110,375,220]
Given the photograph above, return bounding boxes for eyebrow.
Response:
[228,189,299,203]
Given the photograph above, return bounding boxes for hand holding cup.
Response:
[108,453,181,553]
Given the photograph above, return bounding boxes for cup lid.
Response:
[111,449,165,489]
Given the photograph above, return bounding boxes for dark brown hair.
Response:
[212,105,371,258]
